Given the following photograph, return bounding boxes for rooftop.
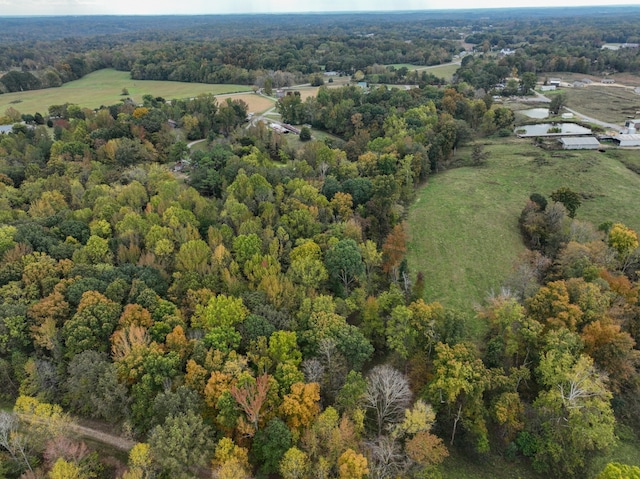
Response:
[615,134,640,141]
[559,137,600,146]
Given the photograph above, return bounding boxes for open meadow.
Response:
[558,85,640,125]
[216,93,274,114]
[0,68,252,115]
[387,62,460,81]
[407,138,640,316]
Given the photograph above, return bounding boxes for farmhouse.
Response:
[601,78,615,84]
[559,137,601,150]
[613,134,640,147]
[548,78,562,87]
[0,125,14,134]
[624,119,640,131]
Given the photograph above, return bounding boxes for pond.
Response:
[520,108,549,119]
[515,123,592,137]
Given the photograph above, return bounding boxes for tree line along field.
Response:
[0,69,253,116]
[407,139,640,316]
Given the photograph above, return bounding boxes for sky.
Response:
[0,0,638,16]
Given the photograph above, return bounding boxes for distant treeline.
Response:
[2,7,640,95]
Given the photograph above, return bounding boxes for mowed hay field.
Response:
[387,62,460,81]
[407,139,640,315]
[560,85,640,125]
[216,93,274,114]
[0,69,252,115]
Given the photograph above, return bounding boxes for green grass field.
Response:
[0,69,252,116]
[419,63,460,81]
[407,139,640,315]
[386,62,460,81]
[441,422,640,479]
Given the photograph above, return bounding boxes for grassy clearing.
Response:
[0,68,252,115]
[588,425,640,475]
[406,138,640,315]
[385,63,460,80]
[387,63,424,70]
[216,93,274,115]
[560,85,640,125]
[419,63,460,81]
[442,427,640,479]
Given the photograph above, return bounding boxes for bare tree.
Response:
[365,435,407,479]
[302,358,325,384]
[363,365,412,435]
[0,411,33,472]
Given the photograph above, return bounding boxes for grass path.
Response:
[71,423,135,452]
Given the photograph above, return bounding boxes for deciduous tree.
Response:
[363,365,411,435]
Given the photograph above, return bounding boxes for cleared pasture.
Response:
[386,62,460,80]
[560,85,640,125]
[216,93,274,114]
[407,139,640,315]
[0,69,252,115]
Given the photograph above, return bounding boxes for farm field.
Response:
[407,138,640,316]
[557,85,640,125]
[0,68,252,115]
[216,93,274,115]
[387,62,460,80]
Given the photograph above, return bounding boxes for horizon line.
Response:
[2,4,640,18]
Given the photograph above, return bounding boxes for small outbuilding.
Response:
[613,134,640,147]
[559,137,601,150]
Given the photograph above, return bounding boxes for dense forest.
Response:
[1,7,640,479]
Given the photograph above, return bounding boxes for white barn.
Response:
[613,134,640,147]
[559,137,601,150]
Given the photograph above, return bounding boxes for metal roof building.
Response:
[559,137,601,150]
[613,134,640,147]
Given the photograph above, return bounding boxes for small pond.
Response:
[520,108,549,119]
[515,123,592,137]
